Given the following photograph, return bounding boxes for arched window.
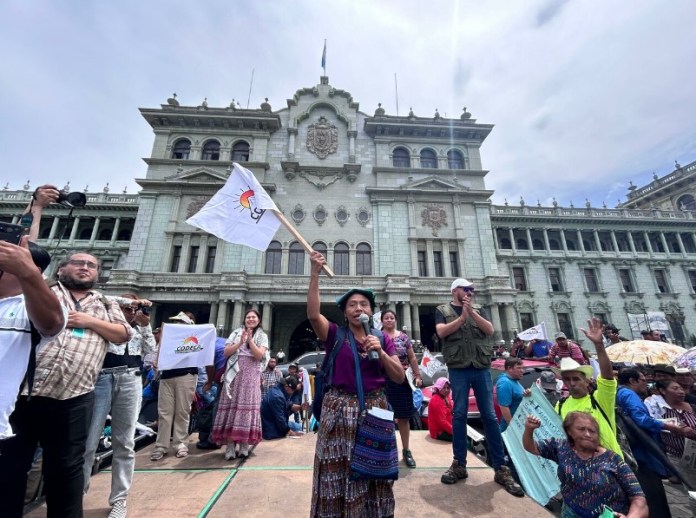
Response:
[533,239,545,251]
[393,147,410,168]
[232,141,250,162]
[99,228,112,241]
[313,241,327,257]
[677,194,696,211]
[500,238,512,249]
[420,149,438,168]
[356,243,372,275]
[172,138,191,159]
[288,242,305,275]
[516,238,529,250]
[265,240,281,274]
[334,242,349,275]
[118,229,131,241]
[202,140,221,161]
[447,149,465,169]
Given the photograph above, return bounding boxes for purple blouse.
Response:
[325,322,396,393]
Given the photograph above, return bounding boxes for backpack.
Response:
[311,327,385,424]
[557,393,638,470]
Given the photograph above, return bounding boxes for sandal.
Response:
[150,448,167,461]
[175,447,189,458]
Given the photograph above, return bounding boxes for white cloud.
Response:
[1,0,694,207]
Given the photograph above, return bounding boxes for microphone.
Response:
[359,313,379,361]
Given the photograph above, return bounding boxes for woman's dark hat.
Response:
[336,288,376,311]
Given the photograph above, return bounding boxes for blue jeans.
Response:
[448,367,505,470]
[288,420,303,432]
[82,368,141,504]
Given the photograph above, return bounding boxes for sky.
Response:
[1,0,695,208]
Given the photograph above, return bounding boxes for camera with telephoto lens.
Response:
[56,191,87,208]
[138,304,151,316]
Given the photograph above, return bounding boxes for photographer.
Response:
[0,238,65,439]
[0,252,132,518]
[20,184,60,241]
[82,294,155,518]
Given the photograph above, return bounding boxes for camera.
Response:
[56,191,87,208]
[138,304,151,316]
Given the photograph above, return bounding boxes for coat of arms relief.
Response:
[306,116,338,159]
[421,204,448,236]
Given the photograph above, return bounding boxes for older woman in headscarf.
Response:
[427,377,453,441]
[307,251,404,518]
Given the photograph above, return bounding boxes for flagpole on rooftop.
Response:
[272,209,335,278]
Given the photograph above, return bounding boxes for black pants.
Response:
[634,464,672,518]
[196,382,221,443]
[0,392,94,518]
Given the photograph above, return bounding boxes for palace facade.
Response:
[2,77,695,356]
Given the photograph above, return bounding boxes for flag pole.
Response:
[271,209,335,277]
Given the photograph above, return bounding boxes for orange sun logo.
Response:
[233,188,256,212]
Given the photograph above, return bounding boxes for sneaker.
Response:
[238,443,250,458]
[108,499,127,518]
[441,459,468,484]
[494,466,524,497]
[150,448,166,461]
[224,444,236,460]
[403,449,416,468]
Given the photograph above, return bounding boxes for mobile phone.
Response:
[0,222,23,245]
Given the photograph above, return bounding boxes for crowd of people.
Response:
[1,185,693,518]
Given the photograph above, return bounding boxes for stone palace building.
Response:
[2,76,695,357]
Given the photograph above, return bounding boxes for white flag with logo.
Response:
[419,348,444,378]
[186,162,281,251]
[517,322,548,341]
[157,323,216,370]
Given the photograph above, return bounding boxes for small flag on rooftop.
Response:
[321,39,327,74]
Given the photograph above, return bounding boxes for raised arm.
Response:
[307,251,329,341]
[580,317,612,380]
[522,415,541,456]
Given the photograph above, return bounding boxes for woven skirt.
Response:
[310,388,395,518]
[211,355,262,446]
[385,378,414,419]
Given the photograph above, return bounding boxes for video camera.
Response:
[138,304,151,316]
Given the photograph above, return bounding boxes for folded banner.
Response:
[157,323,216,370]
[517,322,548,341]
[185,162,281,251]
[502,384,564,506]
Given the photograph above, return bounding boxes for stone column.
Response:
[89,216,101,244]
[231,300,244,330]
[526,228,533,251]
[287,128,297,159]
[196,235,209,273]
[560,229,569,253]
[161,235,174,271]
[627,231,637,255]
[593,230,602,253]
[209,301,219,325]
[425,240,435,278]
[216,301,228,334]
[508,228,517,252]
[576,230,586,255]
[262,302,272,332]
[643,231,654,255]
[411,304,421,342]
[676,232,687,257]
[501,304,517,342]
[659,232,670,256]
[488,304,502,342]
[610,231,620,255]
[347,130,357,162]
[68,216,81,243]
[48,216,60,240]
[11,215,19,224]
[492,228,500,251]
[179,234,192,273]
[442,241,451,277]
[402,302,412,334]
[110,217,121,245]
[542,228,551,253]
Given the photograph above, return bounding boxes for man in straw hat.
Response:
[554,317,623,457]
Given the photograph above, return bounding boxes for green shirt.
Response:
[556,376,623,458]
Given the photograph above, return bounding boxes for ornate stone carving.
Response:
[306,116,338,159]
[421,204,448,236]
[186,197,211,219]
[299,171,342,190]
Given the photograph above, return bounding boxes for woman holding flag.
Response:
[212,309,268,460]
